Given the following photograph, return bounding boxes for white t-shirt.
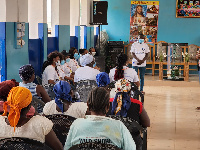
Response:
[109,66,139,83]
[74,66,100,82]
[43,100,88,118]
[57,65,71,78]
[0,115,53,143]
[42,65,59,85]
[130,42,150,67]
[64,115,136,150]
[66,59,79,72]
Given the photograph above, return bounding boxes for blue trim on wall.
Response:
[70,36,78,50]
[28,39,42,78]
[87,27,91,49]
[84,26,87,49]
[59,25,70,52]
[0,22,6,82]
[47,37,58,54]
[5,22,29,82]
[38,23,48,62]
[75,26,80,50]
[90,27,94,48]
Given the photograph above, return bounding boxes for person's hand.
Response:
[137,60,143,65]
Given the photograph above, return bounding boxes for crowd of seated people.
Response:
[0,47,150,150]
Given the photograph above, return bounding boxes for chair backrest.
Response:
[0,137,52,150]
[36,75,42,85]
[75,80,98,103]
[108,115,144,133]
[45,114,76,146]
[69,143,121,150]
[43,84,55,100]
[32,97,45,113]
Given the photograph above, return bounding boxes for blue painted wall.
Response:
[47,37,58,54]
[6,22,29,82]
[38,23,48,62]
[29,39,42,78]
[55,25,70,52]
[103,0,200,46]
[0,22,6,82]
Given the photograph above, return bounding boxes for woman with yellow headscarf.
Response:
[0,87,63,150]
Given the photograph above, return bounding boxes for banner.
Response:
[130,1,159,43]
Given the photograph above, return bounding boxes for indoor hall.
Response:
[0,0,200,150]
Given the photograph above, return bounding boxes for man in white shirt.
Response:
[130,35,150,93]
[74,53,100,82]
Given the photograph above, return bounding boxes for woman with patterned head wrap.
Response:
[107,79,150,150]
[0,87,63,150]
[43,80,88,118]
[19,64,51,104]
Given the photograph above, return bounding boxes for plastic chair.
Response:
[43,84,55,100]
[69,143,121,150]
[74,80,98,103]
[36,75,42,85]
[32,97,45,113]
[45,114,76,146]
[108,115,147,150]
[0,137,52,150]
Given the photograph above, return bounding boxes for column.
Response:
[52,0,70,52]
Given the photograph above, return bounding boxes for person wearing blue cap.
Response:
[43,80,88,118]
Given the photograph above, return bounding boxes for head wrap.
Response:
[96,72,110,87]
[80,53,94,66]
[53,81,72,113]
[111,78,131,117]
[19,64,35,81]
[0,79,19,101]
[2,87,32,132]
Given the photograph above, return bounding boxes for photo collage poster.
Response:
[130,1,159,43]
[176,0,200,17]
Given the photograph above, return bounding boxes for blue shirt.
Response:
[64,115,136,150]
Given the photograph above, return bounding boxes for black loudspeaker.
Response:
[90,1,108,25]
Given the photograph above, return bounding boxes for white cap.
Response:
[80,53,94,66]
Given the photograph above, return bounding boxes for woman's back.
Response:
[64,115,136,150]
[0,115,53,143]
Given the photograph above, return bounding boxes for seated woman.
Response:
[42,51,61,85]
[0,87,63,150]
[67,47,80,72]
[107,78,150,150]
[57,52,74,83]
[64,87,136,150]
[43,80,88,118]
[19,64,51,103]
[0,79,35,117]
[109,53,140,87]
[74,53,100,82]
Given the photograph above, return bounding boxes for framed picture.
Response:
[176,0,200,18]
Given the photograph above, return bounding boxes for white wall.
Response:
[28,0,47,39]
[70,0,80,36]
[6,0,18,22]
[0,0,6,22]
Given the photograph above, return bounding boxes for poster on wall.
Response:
[176,0,200,17]
[130,1,159,43]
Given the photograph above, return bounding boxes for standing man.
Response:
[130,35,150,94]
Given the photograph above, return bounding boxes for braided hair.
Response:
[69,47,76,59]
[87,87,110,114]
[114,53,128,81]
[42,51,59,72]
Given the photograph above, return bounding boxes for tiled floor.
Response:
[143,75,200,150]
